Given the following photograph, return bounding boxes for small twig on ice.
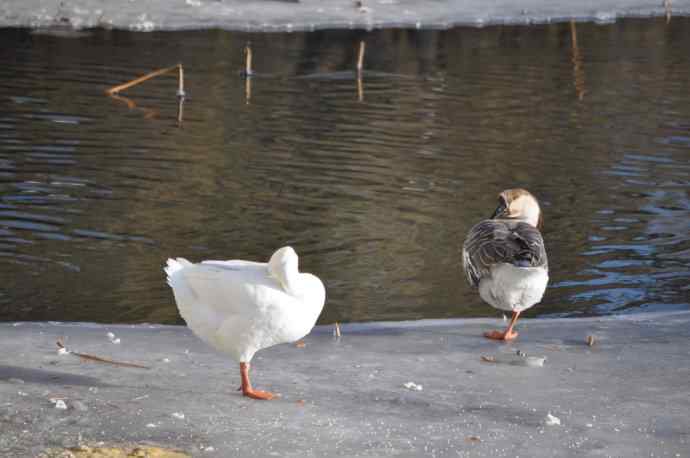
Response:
[56,339,150,369]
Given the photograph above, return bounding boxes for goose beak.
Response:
[490,200,508,219]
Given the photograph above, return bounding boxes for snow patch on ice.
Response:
[403,381,423,391]
[544,412,561,426]
[133,14,155,32]
[107,332,121,344]
[51,399,68,410]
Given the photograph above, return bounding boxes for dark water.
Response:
[0,19,688,325]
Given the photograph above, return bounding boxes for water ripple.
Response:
[0,22,688,323]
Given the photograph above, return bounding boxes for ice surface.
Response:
[0,0,688,31]
[2,313,690,456]
[487,350,547,367]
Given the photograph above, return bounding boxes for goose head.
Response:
[491,188,543,229]
[268,246,326,317]
[268,246,299,285]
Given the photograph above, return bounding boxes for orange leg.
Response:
[484,311,520,341]
[240,362,275,400]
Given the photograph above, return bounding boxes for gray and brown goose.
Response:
[462,189,548,340]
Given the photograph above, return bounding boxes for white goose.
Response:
[165,246,325,400]
[462,189,549,340]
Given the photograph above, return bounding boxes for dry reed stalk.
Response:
[177,96,185,124]
[243,43,253,104]
[570,21,586,101]
[356,41,365,101]
[244,43,253,77]
[177,64,185,97]
[109,92,158,119]
[177,65,185,124]
[570,20,578,49]
[106,64,185,123]
[356,41,365,74]
[334,322,341,338]
[109,93,137,109]
[245,77,252,105]
[105,64,179,95]
[665,0,672,23]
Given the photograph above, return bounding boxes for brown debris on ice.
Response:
[56,339,149,369]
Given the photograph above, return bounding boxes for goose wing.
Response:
[179,262,284,314]
[462,219,547,287]
[200,259,266,271]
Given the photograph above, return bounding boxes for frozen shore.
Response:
[1,0,689,31]
[1,312,689,457]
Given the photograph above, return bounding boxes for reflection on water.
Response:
[0,20,688,324]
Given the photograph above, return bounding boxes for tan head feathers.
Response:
[492,188,543,229]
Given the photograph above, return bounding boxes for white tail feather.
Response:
[165,258,192,285]
[164,258,197,306]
